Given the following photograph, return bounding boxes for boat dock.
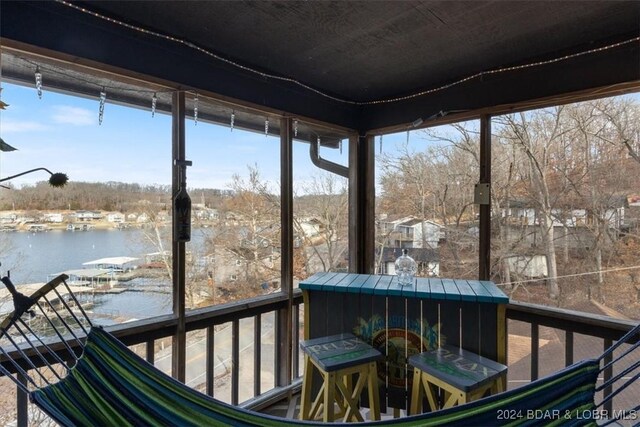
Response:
[0,282,94,318]
[50,268,118,288]
[82,257,139,272]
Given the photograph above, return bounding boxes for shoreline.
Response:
[0,209,172,232]
[1,221,169,232]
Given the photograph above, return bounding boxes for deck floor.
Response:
[260,392,407,422]
[260,393,300,420]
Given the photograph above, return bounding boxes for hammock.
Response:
[1,274,639,427]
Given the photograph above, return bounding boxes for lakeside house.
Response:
[502,197,627,229]
[107,212,125,223]
[296,217,324,239]
[505,254,548,279]
[379,216,445,249]
[75,210,103,221]
[43,213,64,223]
[194,207,220,221]
[0,213,17,224]
[501,196,629,249]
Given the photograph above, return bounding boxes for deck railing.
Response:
[4,289,305,427]
[3,293,638,426]
[505,301,638,414]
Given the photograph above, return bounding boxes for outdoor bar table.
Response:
[299,272,509,412]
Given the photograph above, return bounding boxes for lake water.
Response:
[1,228,208,322]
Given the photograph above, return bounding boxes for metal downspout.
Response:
[309,137,348,178]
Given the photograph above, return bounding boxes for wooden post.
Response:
[277,117,294,387]
[479,115,492,280]
[206,326,215,396]
[17,374,27,427]
[232,319,240,405]
[171,90,186,382]
[603,338,613,414]
[254,315,262,397]
[530,323,539,381]
[497,304,507,390]
[349,134,375,273]
[348,134,359,273]
[565,330,574,367]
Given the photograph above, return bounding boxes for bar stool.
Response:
[409,345,507,414]
[299,333,382,422]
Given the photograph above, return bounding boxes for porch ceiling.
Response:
[1,1,639,134]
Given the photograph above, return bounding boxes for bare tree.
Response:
[135,205,210,309]
[209,164,280,299]
[562,99,634,301]
[379,144,437,232]
[378,127,480,278]
[593,96,640,165]
[493,109,575,299]
[293,172,348,274]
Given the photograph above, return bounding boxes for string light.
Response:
[379,135,383,154]
[193,93,198,125]
[294,119,298,137]
[264,118,269,136]
[98,87,106,125]
[34,66,43,99]
[15,54,181,110]
[317,136,321,149]
[406,130,410,144]
[230,110,235,131]
[54,0,640,106]
[339,139,342,155]
[151,92,157,117]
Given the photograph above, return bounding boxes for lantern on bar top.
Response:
[395,248,417,286]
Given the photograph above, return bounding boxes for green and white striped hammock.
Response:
[1,275,639,426]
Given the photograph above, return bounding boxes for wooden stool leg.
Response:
[299,355,313,420]
[422,373,439,411]
[337,371,353,417]
[469,384,491,402]
[337,367,365,422]
[309,382,325,420]
[367,362,380,421]
[323,371,336,422]
[410,367,422,415]
[443,389,464,408]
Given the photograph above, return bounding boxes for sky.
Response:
[6,78,632,194]
[0,80,452,193]
[0,81,388,192]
